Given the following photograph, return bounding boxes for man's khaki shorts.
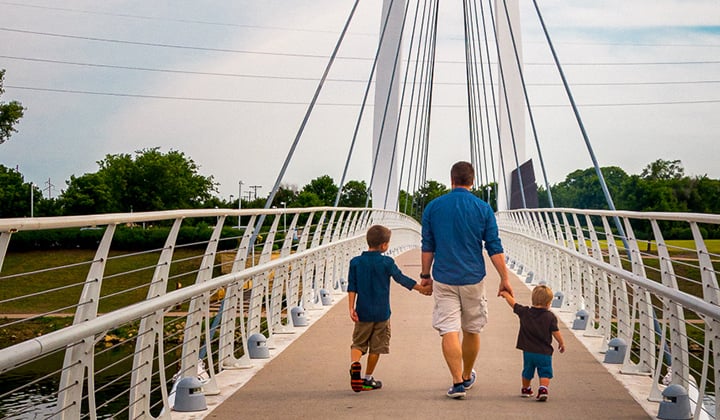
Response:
[432,281,488,335]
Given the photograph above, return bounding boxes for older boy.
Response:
[348,225,431,392]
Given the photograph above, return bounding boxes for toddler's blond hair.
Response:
[531,285,554,307]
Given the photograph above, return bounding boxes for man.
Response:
[420,161,513,399]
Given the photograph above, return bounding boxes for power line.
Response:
[7,85,719,107]
[2,55,718,87]
[0,27,370,61]
[3,27,720,66]
[7,0,720,52]
[0,1,345,35]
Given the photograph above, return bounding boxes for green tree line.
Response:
[538,159,720,215]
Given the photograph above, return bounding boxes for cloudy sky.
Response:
[1,0,718,203]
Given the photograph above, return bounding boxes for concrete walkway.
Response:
[202,249,654,420]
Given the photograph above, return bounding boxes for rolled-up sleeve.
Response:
[483,208,504,256]
[421,204,435,252]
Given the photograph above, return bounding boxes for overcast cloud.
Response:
[1,1,718,203]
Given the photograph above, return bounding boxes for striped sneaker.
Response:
[536,387,548,402]
[350,362,363,392]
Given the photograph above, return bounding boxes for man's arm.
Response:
[490,252,513,297]
[421,251,434,287]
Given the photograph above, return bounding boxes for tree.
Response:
[270,184,299,208]
[415,180,448,206]
[293,191,324,208]
[301,175,338,206]
[61,148,217,214]
[338,180,368,207]
[0,69,24,145]
[549,166,629,209]
[641,159,684,181]
[59,172,115,215]
[0,164,38,217]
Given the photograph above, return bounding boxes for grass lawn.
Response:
[0,247,213,315]
[587,239,720,256]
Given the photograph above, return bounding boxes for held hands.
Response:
[414,282,432,296]
[498,289,515,307]
[417,284,432,296]
[420,277,433,295]
[497,278,514,298]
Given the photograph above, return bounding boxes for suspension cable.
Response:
[334,0,398,207]
[531,0,629,245]
[479,0,509,209]
[397,0,431,214]
[486,0,527,209]
[500,0,554,207]
[471,0,498,204]
[409,1,438,216]
[389,1,425,211]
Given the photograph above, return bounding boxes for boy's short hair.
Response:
[451,161,475,187]
[531,285,554,307]
[366,225,391,248]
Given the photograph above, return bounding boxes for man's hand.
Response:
[497,278,513,298]
[349,309,359,323]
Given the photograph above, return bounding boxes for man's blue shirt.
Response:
[421,188,503,285]
[347,251,417,322]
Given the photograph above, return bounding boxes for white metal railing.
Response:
[498,208,720,419]
[0,207,421,419]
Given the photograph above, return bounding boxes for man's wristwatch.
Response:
[420,273,431,279]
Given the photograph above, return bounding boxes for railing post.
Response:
[219,215,256,370]
[600,216,632,364]
[585,214,612,350]
[178,218,226,396]
[618,218,654,376]
[56,224,116,419]
[128,218,182,419]
[653,220,690,381]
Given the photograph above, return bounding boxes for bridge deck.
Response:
[202,249,653,419]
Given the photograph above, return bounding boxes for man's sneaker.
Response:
[462,369,477,390]
[521,387,533,398]
[536,387,548,402]
[362,377,382,391]
[446,383,466,399]
[349,362,363,392]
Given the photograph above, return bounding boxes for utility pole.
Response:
[44,178,55,199]
[238,180,243,210]
[238,180,243,229]
[249,185,262,200]
[30,182,34,217]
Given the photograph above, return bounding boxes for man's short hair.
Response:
[451,161,475,186]
[531,285,554,307]
[366,225,391,248]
